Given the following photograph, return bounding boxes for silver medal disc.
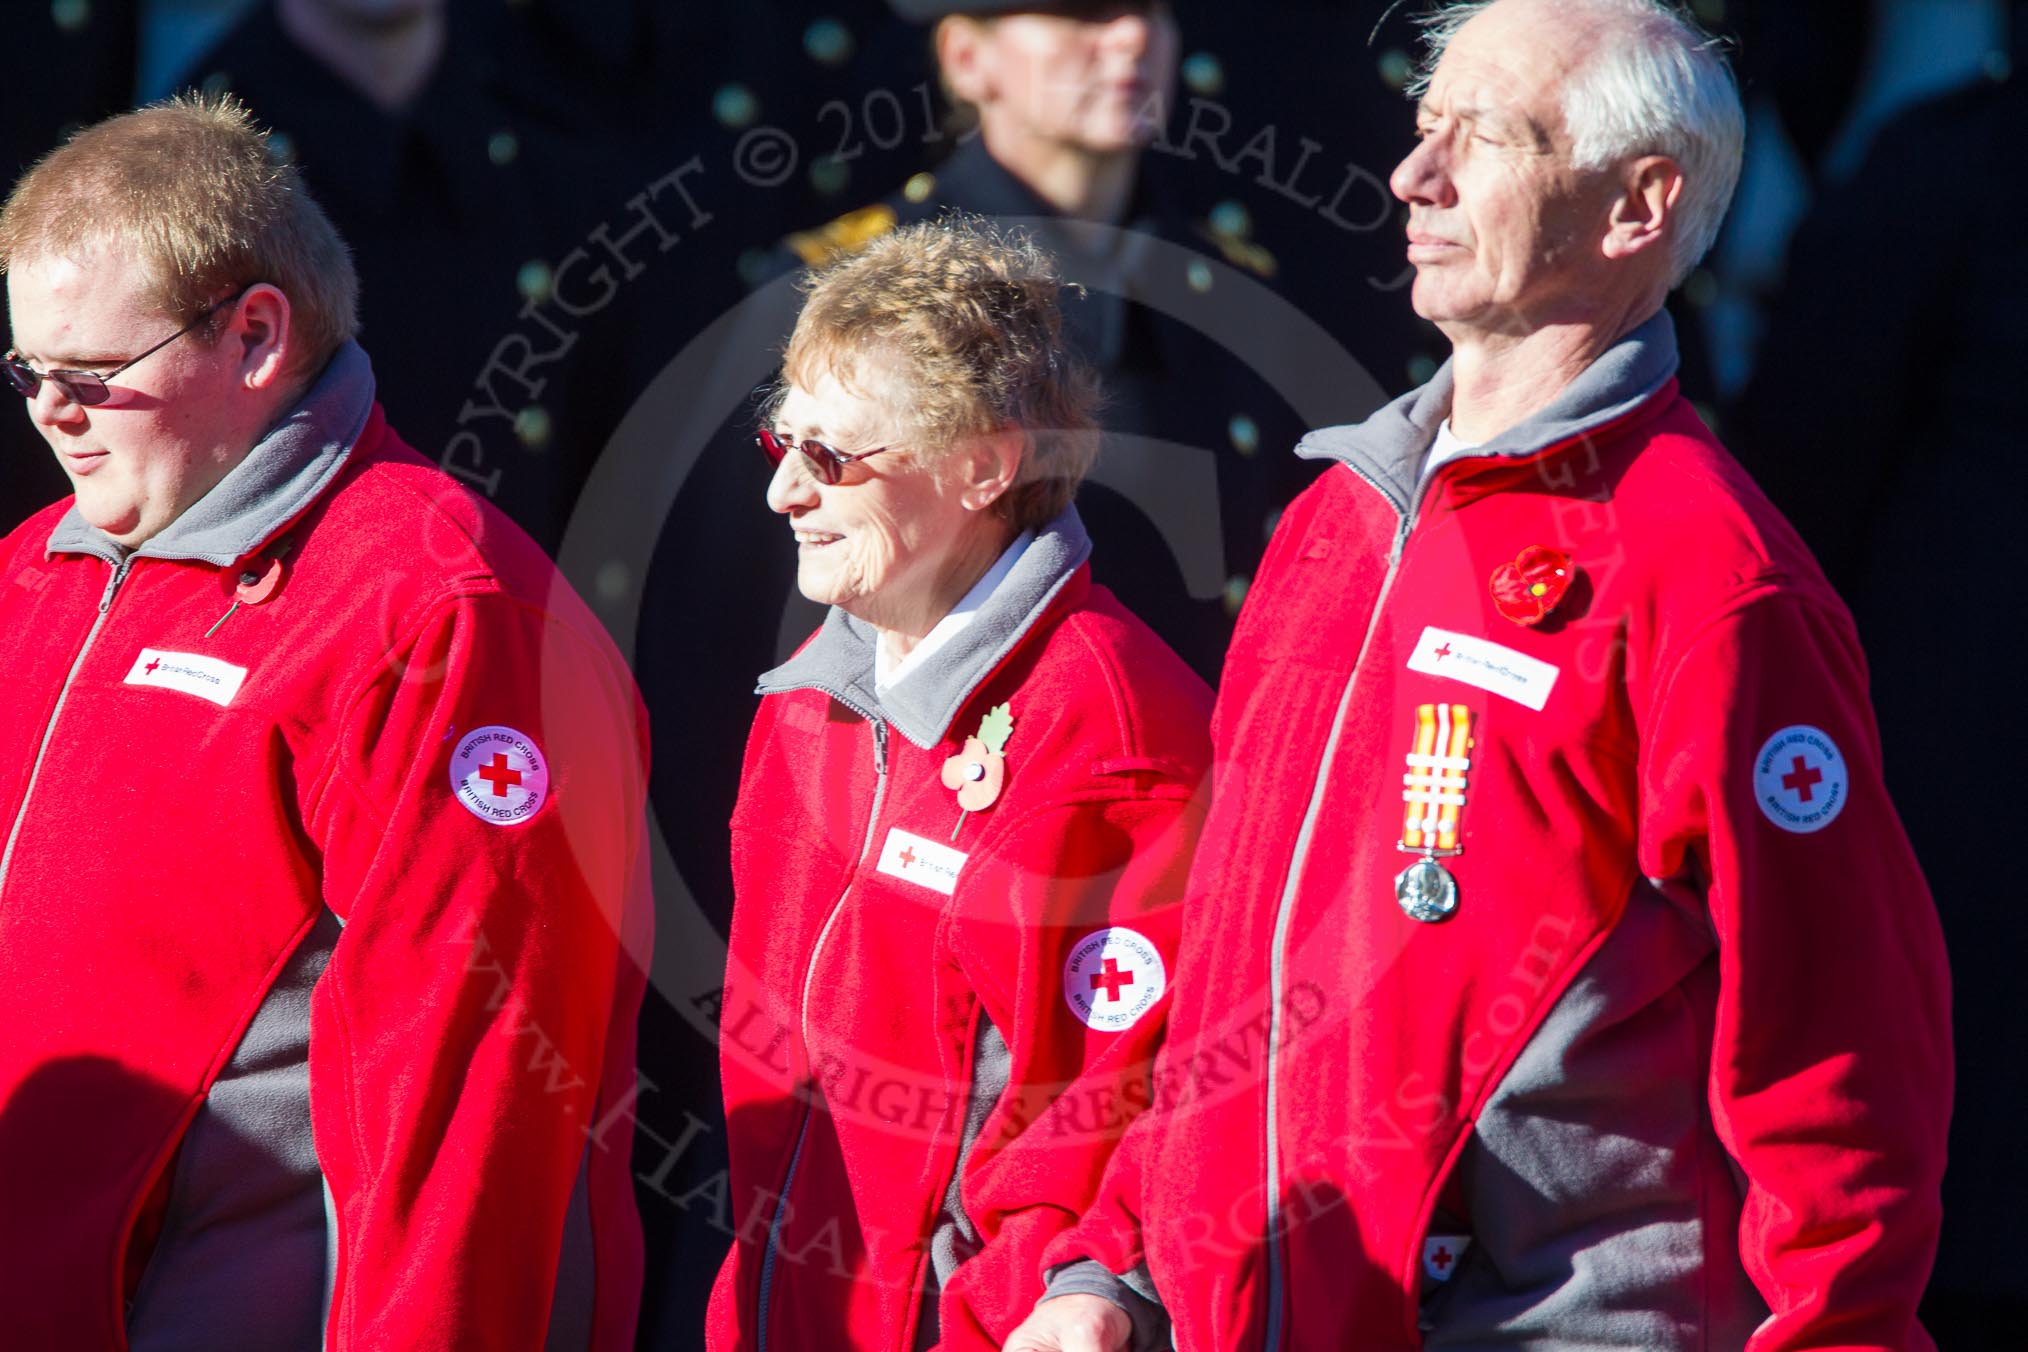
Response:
[1395,858,1459,923]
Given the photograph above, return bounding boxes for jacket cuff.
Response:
[1041,1258,1171,1352]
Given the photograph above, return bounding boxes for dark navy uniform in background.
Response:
[184,1,735,557]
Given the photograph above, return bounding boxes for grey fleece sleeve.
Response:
[1040,1258,1170,1352]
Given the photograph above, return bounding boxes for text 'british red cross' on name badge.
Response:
[124,648,248,707]
[1396,703,1475,923]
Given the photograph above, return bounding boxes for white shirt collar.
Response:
[876,529,1034,694]
[1424,417,1485,480]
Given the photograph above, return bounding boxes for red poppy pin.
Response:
[941,702,1014,840]
[204,553,288,638]
[1489,545,1575,627]
[236,555,285,605]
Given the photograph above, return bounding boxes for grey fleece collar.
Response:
[1294,309,1680,517]
[756,505,1093,750]
[45,340,376,565]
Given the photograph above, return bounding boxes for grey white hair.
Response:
[1405,0,1745,287]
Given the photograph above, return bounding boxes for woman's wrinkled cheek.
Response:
[842,516,906,600]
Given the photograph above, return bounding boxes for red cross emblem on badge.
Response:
[476,752,523,798]
[1063,928,1165,1031]
[1781,754,1824,802]
[449,726,548,827]
[1089,957,1136,1002]
[1752,725,1848,835]
[1423,1234,1471,1283]
[899,845,917,868]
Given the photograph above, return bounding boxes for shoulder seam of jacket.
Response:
[322,586,603,827]
[1058,611,1144,761]
[1646,583,1847,734]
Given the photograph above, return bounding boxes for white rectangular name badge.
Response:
[1406,626,1559,711]
[875,827,967,896]
[123,648,248,708]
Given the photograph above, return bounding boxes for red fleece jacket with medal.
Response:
[708,552,1211,1352]
[1047,344,1951,1349]
[0,400,650,1350]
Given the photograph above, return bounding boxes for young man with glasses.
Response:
[3,287,253,544]
[0,93,651,1350]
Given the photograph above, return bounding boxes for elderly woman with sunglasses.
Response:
[706,218,1207,1352]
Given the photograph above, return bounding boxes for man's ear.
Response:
[957,428,1024,513]
[936,16,994,108]
[1602,154,1684,262]
[231,282,294,391]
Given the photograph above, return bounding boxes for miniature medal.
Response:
[1395,702,1475,922]
[1395,857,1458,924]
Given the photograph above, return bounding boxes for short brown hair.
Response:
[779,215,1100,532]
[0,92,358,374]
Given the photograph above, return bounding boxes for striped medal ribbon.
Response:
[1396,702,1474,922]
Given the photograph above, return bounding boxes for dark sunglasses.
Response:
[3,288,248,407]
[756,426,893,485]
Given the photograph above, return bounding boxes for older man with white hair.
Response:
[1005,1,1952,1349]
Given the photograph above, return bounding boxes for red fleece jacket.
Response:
[709,565,1210,1352]
[1048,383,1951,1350]
[0,409,650,1350]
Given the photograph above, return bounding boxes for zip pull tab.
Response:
[872,720,889,776]
[98,558,132,614]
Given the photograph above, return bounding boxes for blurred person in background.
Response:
[175,0,771,555]
[707,217,1209,1351]
[177,0,645,555]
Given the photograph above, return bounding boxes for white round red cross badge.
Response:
[1062,927,1166,1032]
[450,725,550,826]
[1752,724,1848,834]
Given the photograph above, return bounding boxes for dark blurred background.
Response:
[2,2,2019,1346]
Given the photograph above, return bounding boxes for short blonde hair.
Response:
[0,92,358,374]
[778,215,1100,532]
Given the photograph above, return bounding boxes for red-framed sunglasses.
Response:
[755,426,893,485]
